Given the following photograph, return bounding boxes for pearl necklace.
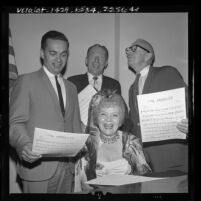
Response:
[100,133,120,144]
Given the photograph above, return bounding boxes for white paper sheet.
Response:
[78,85,97,125]
[137,88,186,142]
[32,127,89,156]
[85,174,165,186]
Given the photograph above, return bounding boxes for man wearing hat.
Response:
[125,38,189,173]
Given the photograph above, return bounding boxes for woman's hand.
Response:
[96,162,106,177]
[96,162,104,170]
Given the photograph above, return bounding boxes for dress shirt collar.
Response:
[87,72,103,82]
[43,66,62,79]
[140,65,150,77]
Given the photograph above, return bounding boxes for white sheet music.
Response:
[78,84,97,125]
[32,128,89,156]
[85,174,165,186]
[137,88,186,142]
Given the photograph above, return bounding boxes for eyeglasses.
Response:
[125,45,150,54]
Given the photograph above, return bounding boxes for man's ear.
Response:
[85,57,88,67]
[40,49,44,59]
[104,61,108,70]
[145,52,152,63]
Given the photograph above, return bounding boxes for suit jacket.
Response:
[9,68,82,181]
[128,66,188,173]
[67,73,121,94]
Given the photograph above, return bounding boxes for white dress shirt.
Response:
[43,66,66,107]
[138,65,150,94]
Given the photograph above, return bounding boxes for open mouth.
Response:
[93,63,100,69]
[104,124,113,129]
[53,63,62,69]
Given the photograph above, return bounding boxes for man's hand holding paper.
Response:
[137,88,187,143]
[32,128,89,157]
[176,118,188,135]
[21,143,42,163]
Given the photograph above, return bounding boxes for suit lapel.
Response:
[101,75,105,90]
[79,73,89,93]
[38,68,63,118]
[84,73,89,84]
[63,78,69,116]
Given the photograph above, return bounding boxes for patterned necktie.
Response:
[93,76,98,90]
[55,75,65,117]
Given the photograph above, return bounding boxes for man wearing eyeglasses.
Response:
[125,39,189,173]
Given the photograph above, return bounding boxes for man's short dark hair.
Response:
[41,30,69,50]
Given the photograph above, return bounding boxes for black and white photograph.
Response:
[1,5,195,201]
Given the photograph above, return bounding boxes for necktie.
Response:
[55,75,65,116]
[133,73,141,112]
[133,73,141,95]
[93,76,98,90]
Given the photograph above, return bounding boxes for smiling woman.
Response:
[76,90,152,191]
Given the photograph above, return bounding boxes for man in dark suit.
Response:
[9,30,82,193]
[126,38,189,173]
[67,44,121,94]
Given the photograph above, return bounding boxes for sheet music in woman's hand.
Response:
[137,88,186,142]
[78,84,97,125]
[32,128,89,156]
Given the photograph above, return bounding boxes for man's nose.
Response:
[94,57,100,62]
[56,55,62,62]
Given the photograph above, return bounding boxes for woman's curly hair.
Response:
[86,89,127,132]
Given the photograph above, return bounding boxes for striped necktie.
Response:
[55,75,65,117]
[134,73,141,95]
[93,76,98,90]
